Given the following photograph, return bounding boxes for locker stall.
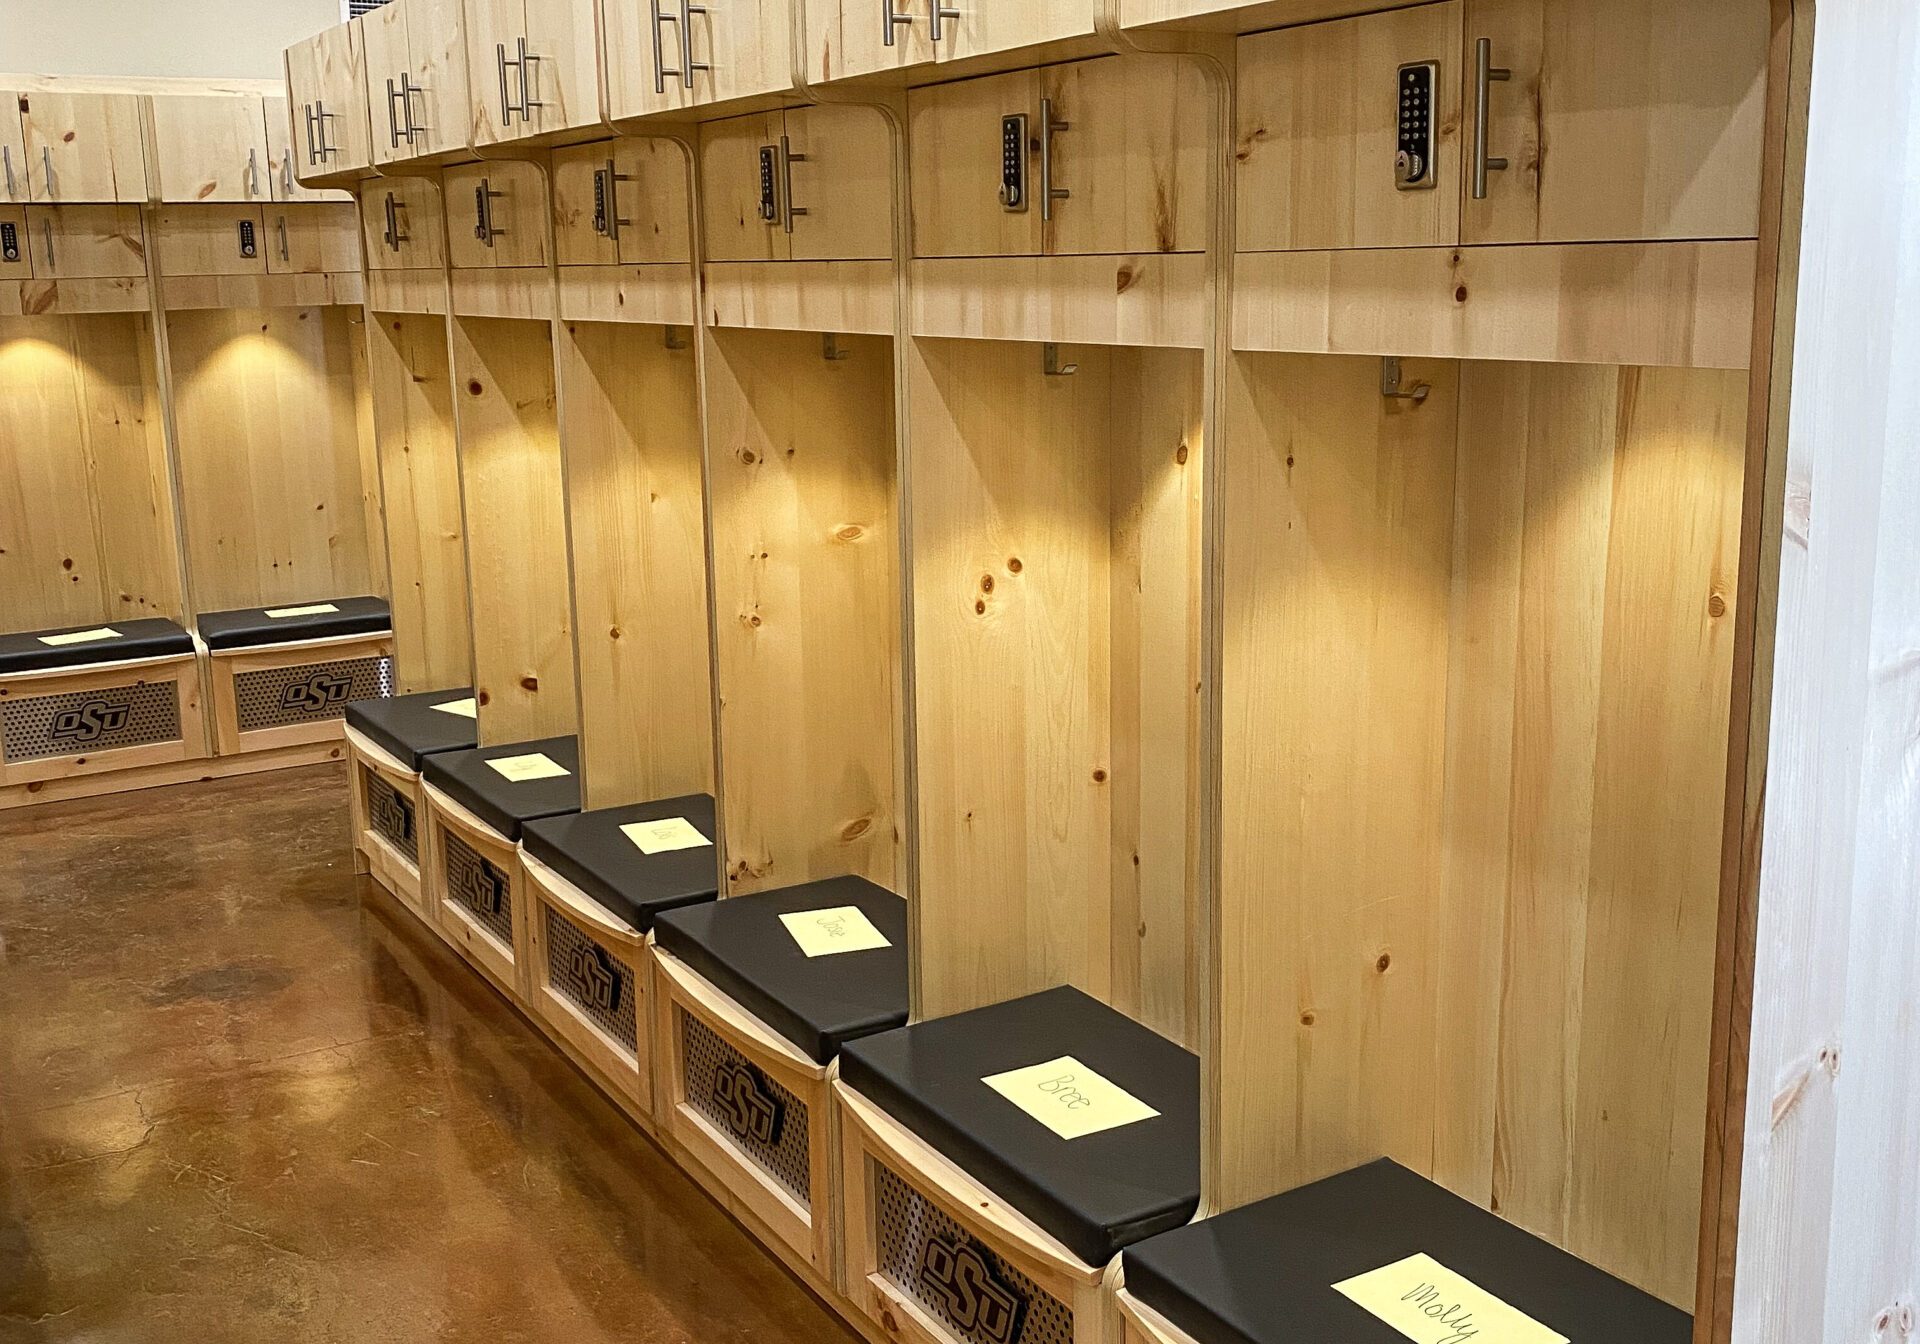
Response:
[643,98,907,1287]
[832,51,1215,1344]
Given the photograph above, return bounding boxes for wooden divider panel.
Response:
[169,305,376,612]
[908,338,1205,1041]
[557,322,713,811]
[703,327,900,897]
[367,311,472,693]
[0,313,182,630]
[449,316,577,747]
[1213,350,1747,1307]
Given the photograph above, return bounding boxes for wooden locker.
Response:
[25,206,147,278]
[409,0,474,158]
[0,94,27,205]
[698,112,790,262]
[19,92,148,203]
[467,0,603,146]
[153,205,269,277]
[908,68,1042,259]
[444,161,550,268]
[807,0,934,85]
[931,0,1101,66]
[362,176,447,270]
[695,0,796,105]
[264,97,351,203]
[148,95,273,205]
[1236,3,1465,251]
[266,203,362,274]
[780,104,894,261]
[553,139,690,266]
[284,24,373,184]
[1460,0,1768,243]
[362,1,415,165]
[601,0,700,121]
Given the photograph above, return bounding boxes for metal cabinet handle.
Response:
[277,214,291,262]
[304,104,320,166]
[475,178,506,245]
[400,76,421,144]
[517,36,544,119]
[498,37,543,126]
[41,217,55,270]
[594,159,635,242]
[497,43,516,125]
[385,77,405,148]
[652,0,683,93]
[681,1,709,89]
[882,0,915,47]
[779,134,807,235]
[41,146,55,199]
[282,149,295,198]
[1471,36,1511,200]
[247,148,261,198]
[929,0,961,42]
[382,191,410,251]
[316,100,337,159]
[3,146,15,199]
[1039,96,1069,223]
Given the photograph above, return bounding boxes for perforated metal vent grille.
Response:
[544,908,641,1056]
[233,656,393,733]
[363,768,418,863]
[444,831,513,949]
[872,1163,1072,1344]
[1,680,182,764]
[679,1008,811,1207]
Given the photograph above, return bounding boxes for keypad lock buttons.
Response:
[0,222,17,264]
[758,146,780,225]
[1396,61,1439,191]
[999,114,1029,212]
[237,219,259,258]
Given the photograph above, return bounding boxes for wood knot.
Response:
[1006,556,1023,574]
[1115,262,1140,295]
[466,379,484,396]
[519,676,539,691]
[1091,768,1108,784]
[1375,952,1392,973]
[1300,1010,1316,1027]
[975,600,986,615]
[980,574,994,593]
[738,448,757,465]
[1175,443,1189,465]
[476,690,491,706]
[608,626,623,640]
[835,524,865,542]
[1454,285,1469,303]
[1708,591,1728,618]
[840,816,873,842]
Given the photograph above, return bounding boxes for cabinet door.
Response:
[288,23,374,182]
[698,112,791,262]
[907,68,1041,258]
[445,160,550,268]
[1461,0,1768,243]
[520,0,604,135]
[266,96,352,202]
[697,0,796,105]
[20,93,148,203]
[149,95,272,204]
[552,141,619,264]
[267,203,362,274]
[553,139,692,265]
[25,206,146,277]
[0,95,27,205]
[782,104,894,261]
[602,0,701,121]
[934,0,1101,66]
[363,176,448,270]
[1237,3,1463,252]
[153,205,268,277]
[466,0,526,147]
[363,1,417,165]
[411,0,475,158]
[0,205,30,278]
[809,0,933,84]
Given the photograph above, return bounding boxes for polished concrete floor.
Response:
[0,764,858,1344]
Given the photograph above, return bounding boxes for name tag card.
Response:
[486,753,570,783]
[430,697,479,718]
[622,816,712,855]
[265,603,340,619]
[779,906,892,957]
[981,1056,1159,1141]
[38,628,122,647]
[1332,1254,1569,1344]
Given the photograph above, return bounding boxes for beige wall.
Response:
[0,0,342,80]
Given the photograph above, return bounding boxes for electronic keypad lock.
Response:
[1396,61,1439,191]
[999,114,1029,212]
[757,146,779,225]
[236,218,258,258]
[0,221,17,263]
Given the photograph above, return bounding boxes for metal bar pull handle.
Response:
[883,0,914,47]
[475,179,506,245]
[281,148,295,198]
[929,0,961,43]
[399,75,420,144]
[383,192,409,251]
[517,36,545,119]
[247,148,261,198]
[41,217,55,271]
[3,146,15,199]
[277,214,291,262]
[385,78,405,148]
[1471,36,1511,200]
[653,0,683,93]
[304,104,320,166]
[779,134,807,235]
[498,42,518,126]
[594,159,635,242]
[1039,96,1069,223]
[316,100,337,159]
[681,1,709,89]
[42,146,55,199]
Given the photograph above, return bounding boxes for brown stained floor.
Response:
[0,764,859,1344]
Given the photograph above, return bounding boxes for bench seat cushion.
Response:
[1121,1159,1690,1344]
[522,794,720,934]
[651,877,908,1066]
[199,597,391,651]
[345,689,478,771]
[839,986,1201,1268]
[421,737,581,842]
[0,619,193,676]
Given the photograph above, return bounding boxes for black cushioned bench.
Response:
[522,793,720,933]
[421,737,582,841]
[198,596,391,651]
[840,985,1202,1268]
[0,619,194,676]
[1122,1159,1690,1344]
[652,876,909,1065]
[345,688,479,770]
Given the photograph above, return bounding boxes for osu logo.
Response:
[369,787,414,843]
[49,698,132,744]
[279,672,354,714]
[567,942,623,1015]
[918,1235,1027,1344]
[711,1059,784,1146]
[467,858,510,916]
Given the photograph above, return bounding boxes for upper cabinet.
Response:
[19,92,148,202]
[0,96,27,205]
[264,96,352,201]
[806,0,1100,84]
[908,56,1211,258]
[464,0,603,145]
[697,104,891,262]
[1235,0,1769,252]
[363,0,473,163]
[147,95,272,203]
[286,21,374,183]
[603,0,795,123]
